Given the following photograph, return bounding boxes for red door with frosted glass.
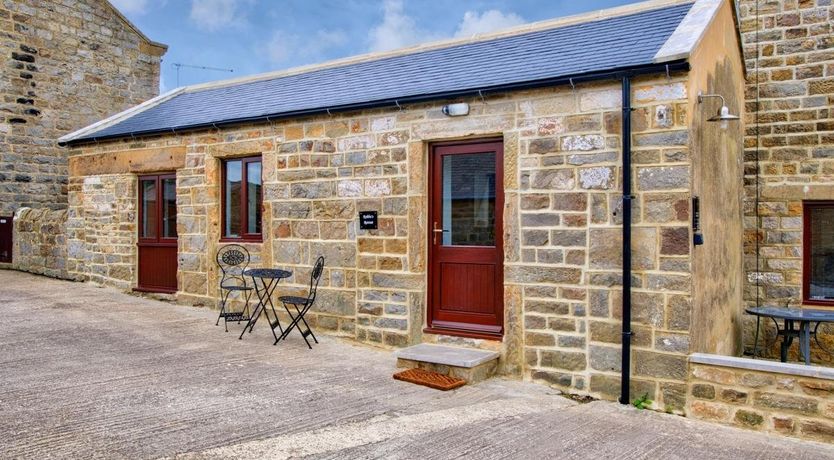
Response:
[137,173,178,293]
[428,140,504,339]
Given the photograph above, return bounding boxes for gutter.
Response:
[60,61,689,146]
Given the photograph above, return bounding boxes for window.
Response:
[222,156,262,240]
[139,174,177,241]
[804,201,834,306]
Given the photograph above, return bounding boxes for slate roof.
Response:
[64,2,695,144]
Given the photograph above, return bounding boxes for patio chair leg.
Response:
[296,306,313,350]
[295,304,318,344]
[240,290,253,324]
[301,332,312,349]
[217,289,233,327]
[752,316,761,358]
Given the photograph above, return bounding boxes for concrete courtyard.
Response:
[1,269,832,459]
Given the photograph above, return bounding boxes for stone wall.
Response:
[66,174,137,290]
[8,207,75,280]
[67,74,705,406]
[737,0,834,364]
[519,78,694,411]
[688,355,834,443]
[0,0,165,215]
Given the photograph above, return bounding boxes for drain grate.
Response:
[393,368,466,391]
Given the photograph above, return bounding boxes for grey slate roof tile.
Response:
[76,2,693,142]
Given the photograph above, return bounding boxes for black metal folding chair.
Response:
[277,256,325,349]
[215,244,254,332]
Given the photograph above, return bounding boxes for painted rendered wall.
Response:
[687,0,747,355]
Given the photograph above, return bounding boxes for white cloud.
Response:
[110,0,150,15]
[366,1,525,53]
[367,0,438,52]
[454,10,525,38]
[189,0,252,31]
[263,29,348,66]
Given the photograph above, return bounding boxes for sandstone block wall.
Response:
[0,0,164,215]
[9,207,75,280]
[688,360,834,443]
[66,174,137,291]
[519,78,694,410]
[67,75,704,407]
[737,0,834,364]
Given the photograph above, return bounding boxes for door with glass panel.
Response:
[428,140,504,339]
[137,173,178,292]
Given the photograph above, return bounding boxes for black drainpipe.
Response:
[619,75,633,405]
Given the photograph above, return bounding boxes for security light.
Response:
[441,103,470,117]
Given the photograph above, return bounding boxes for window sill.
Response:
[219,237,263,244]
[803,301,834,309]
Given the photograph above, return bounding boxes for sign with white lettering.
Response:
[359,211,377,230]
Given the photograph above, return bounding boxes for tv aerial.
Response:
[172,63,234,86]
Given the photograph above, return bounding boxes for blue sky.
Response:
[112,0,636,91]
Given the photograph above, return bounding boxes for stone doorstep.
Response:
[394,344,500,384]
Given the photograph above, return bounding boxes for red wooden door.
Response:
[0,215,12,263]
[137,174,178,293]
[428,140,504,339]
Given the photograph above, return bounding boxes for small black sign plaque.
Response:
[359,211,378,230]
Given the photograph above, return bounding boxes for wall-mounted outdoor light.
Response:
[442,102,470,117]
[698,92,739,130]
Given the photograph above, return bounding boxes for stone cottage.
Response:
[59,0,750,413]
[0,0,165,264]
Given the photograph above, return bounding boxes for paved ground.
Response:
[1,270,833,459]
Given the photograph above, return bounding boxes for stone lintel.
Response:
[760,184,834,201]
[395,343,499,368]
[69,147,187,176]
[689,353,834,381]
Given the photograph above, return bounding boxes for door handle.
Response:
[432,222,448,245]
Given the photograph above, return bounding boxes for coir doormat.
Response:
[393,368,466,391]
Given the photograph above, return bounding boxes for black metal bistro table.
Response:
[746,306,834,365]
[240,268,292,343]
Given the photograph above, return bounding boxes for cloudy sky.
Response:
[111,0,634,91]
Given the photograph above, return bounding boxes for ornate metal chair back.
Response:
[216,244,250,289]
[307,256,325,305]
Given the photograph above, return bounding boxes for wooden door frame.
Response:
[425,138,505,340]
[136,173,178,293]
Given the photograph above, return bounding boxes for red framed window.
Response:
[221,156,262,241]
[803,201,834,306]
[139,173,177,243]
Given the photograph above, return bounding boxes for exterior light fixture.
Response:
[698,92,739,130]
[441,102,470,117]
